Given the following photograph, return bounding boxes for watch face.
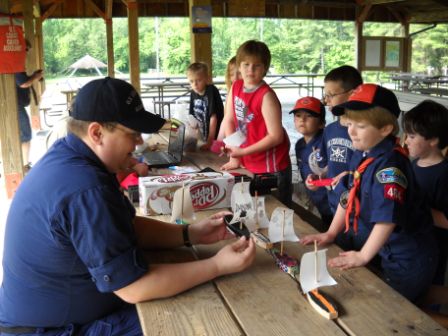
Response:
[224,214,250,239]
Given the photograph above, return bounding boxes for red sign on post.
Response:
[0,14,26,74]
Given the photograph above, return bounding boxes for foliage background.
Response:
[42,18,448,79]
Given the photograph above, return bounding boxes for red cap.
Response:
[289,97,325,121]
[332,83,401,118]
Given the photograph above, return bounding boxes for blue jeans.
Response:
[0,305,142,336]
[18,106,32,143]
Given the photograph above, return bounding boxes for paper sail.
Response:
[268,208,299,243]
[253,196,270,229]
[299,249,337,294]
[229,209,257,232]
[231,181,254,214]
[170,185,195,224]
[223,130,246,147]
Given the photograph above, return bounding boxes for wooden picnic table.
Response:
[136,148,447,336]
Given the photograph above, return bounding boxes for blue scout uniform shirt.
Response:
[0,133,148,328]
[295,129,332,219]
[344,136,436,261]
[318,120,354,213]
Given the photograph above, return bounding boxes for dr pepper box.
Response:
[139,172,235,216]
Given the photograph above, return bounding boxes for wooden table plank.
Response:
[136,246,243,336]
[263,195,448,336]
[195,241,346,336]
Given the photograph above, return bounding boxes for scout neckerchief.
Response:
[345,138,408,234]
[345,156,374,234]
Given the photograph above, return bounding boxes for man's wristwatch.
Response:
[183,224,192,247]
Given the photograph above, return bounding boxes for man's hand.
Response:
[190,211,234,245]
[213,236,256,276]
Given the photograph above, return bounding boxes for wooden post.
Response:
[355,4,370,72]
[188,0,212,77]
[106,0,115,77]
[402,22,411,73]
[34,10,45,94]
[0,0,25,198]
[23,0,41,130]
[126,0,140,92]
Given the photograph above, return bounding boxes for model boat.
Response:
[299,241,338,319]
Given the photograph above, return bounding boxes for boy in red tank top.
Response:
[221,40,292,205]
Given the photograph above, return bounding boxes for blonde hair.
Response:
[345,107,399,136]
[225,56,237,92]
[187,62,209,78]
[236,40,271,77]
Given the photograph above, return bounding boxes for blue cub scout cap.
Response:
[71,77,165,134]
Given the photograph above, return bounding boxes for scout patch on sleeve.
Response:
[339,190,349,209]
[384,184,405,204]
[375,168,408,188]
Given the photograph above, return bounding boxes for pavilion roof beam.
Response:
[41,0,62,21]
[84,0,106,21]
[358,0,406,4]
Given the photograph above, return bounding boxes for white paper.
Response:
[223,130,246,147]
[231,182,254,213]
[268,208,299,243]
[299,249,337,294]
[253,196,270,229]
[170,185,195,223]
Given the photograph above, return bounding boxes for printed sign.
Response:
[0,15,26,74]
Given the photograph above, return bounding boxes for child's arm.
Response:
[432,209,448,229]
[228,91,283,158]
[221,86,236,137]
[221,85,241,170]
[201,114,217,150]
[328,222,395,270]
[301,203,346,246]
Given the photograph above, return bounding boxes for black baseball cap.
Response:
[70,77,166,133]
[289,97,325,121]
[332,83,401,118]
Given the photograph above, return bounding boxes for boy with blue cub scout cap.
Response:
[290,96,333,227]
[0,77,255,335]
[302,83,437,303]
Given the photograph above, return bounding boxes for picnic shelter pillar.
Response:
[0,0,25,198]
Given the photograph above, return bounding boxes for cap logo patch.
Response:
[126,90,137,105]
[301,98,312,106]
[350,83,377,104]
[375,167,407,188]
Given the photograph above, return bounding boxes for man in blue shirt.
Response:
[15,39,44,168]
[0,77,255,335]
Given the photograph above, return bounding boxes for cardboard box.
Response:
[139,172,234,216]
